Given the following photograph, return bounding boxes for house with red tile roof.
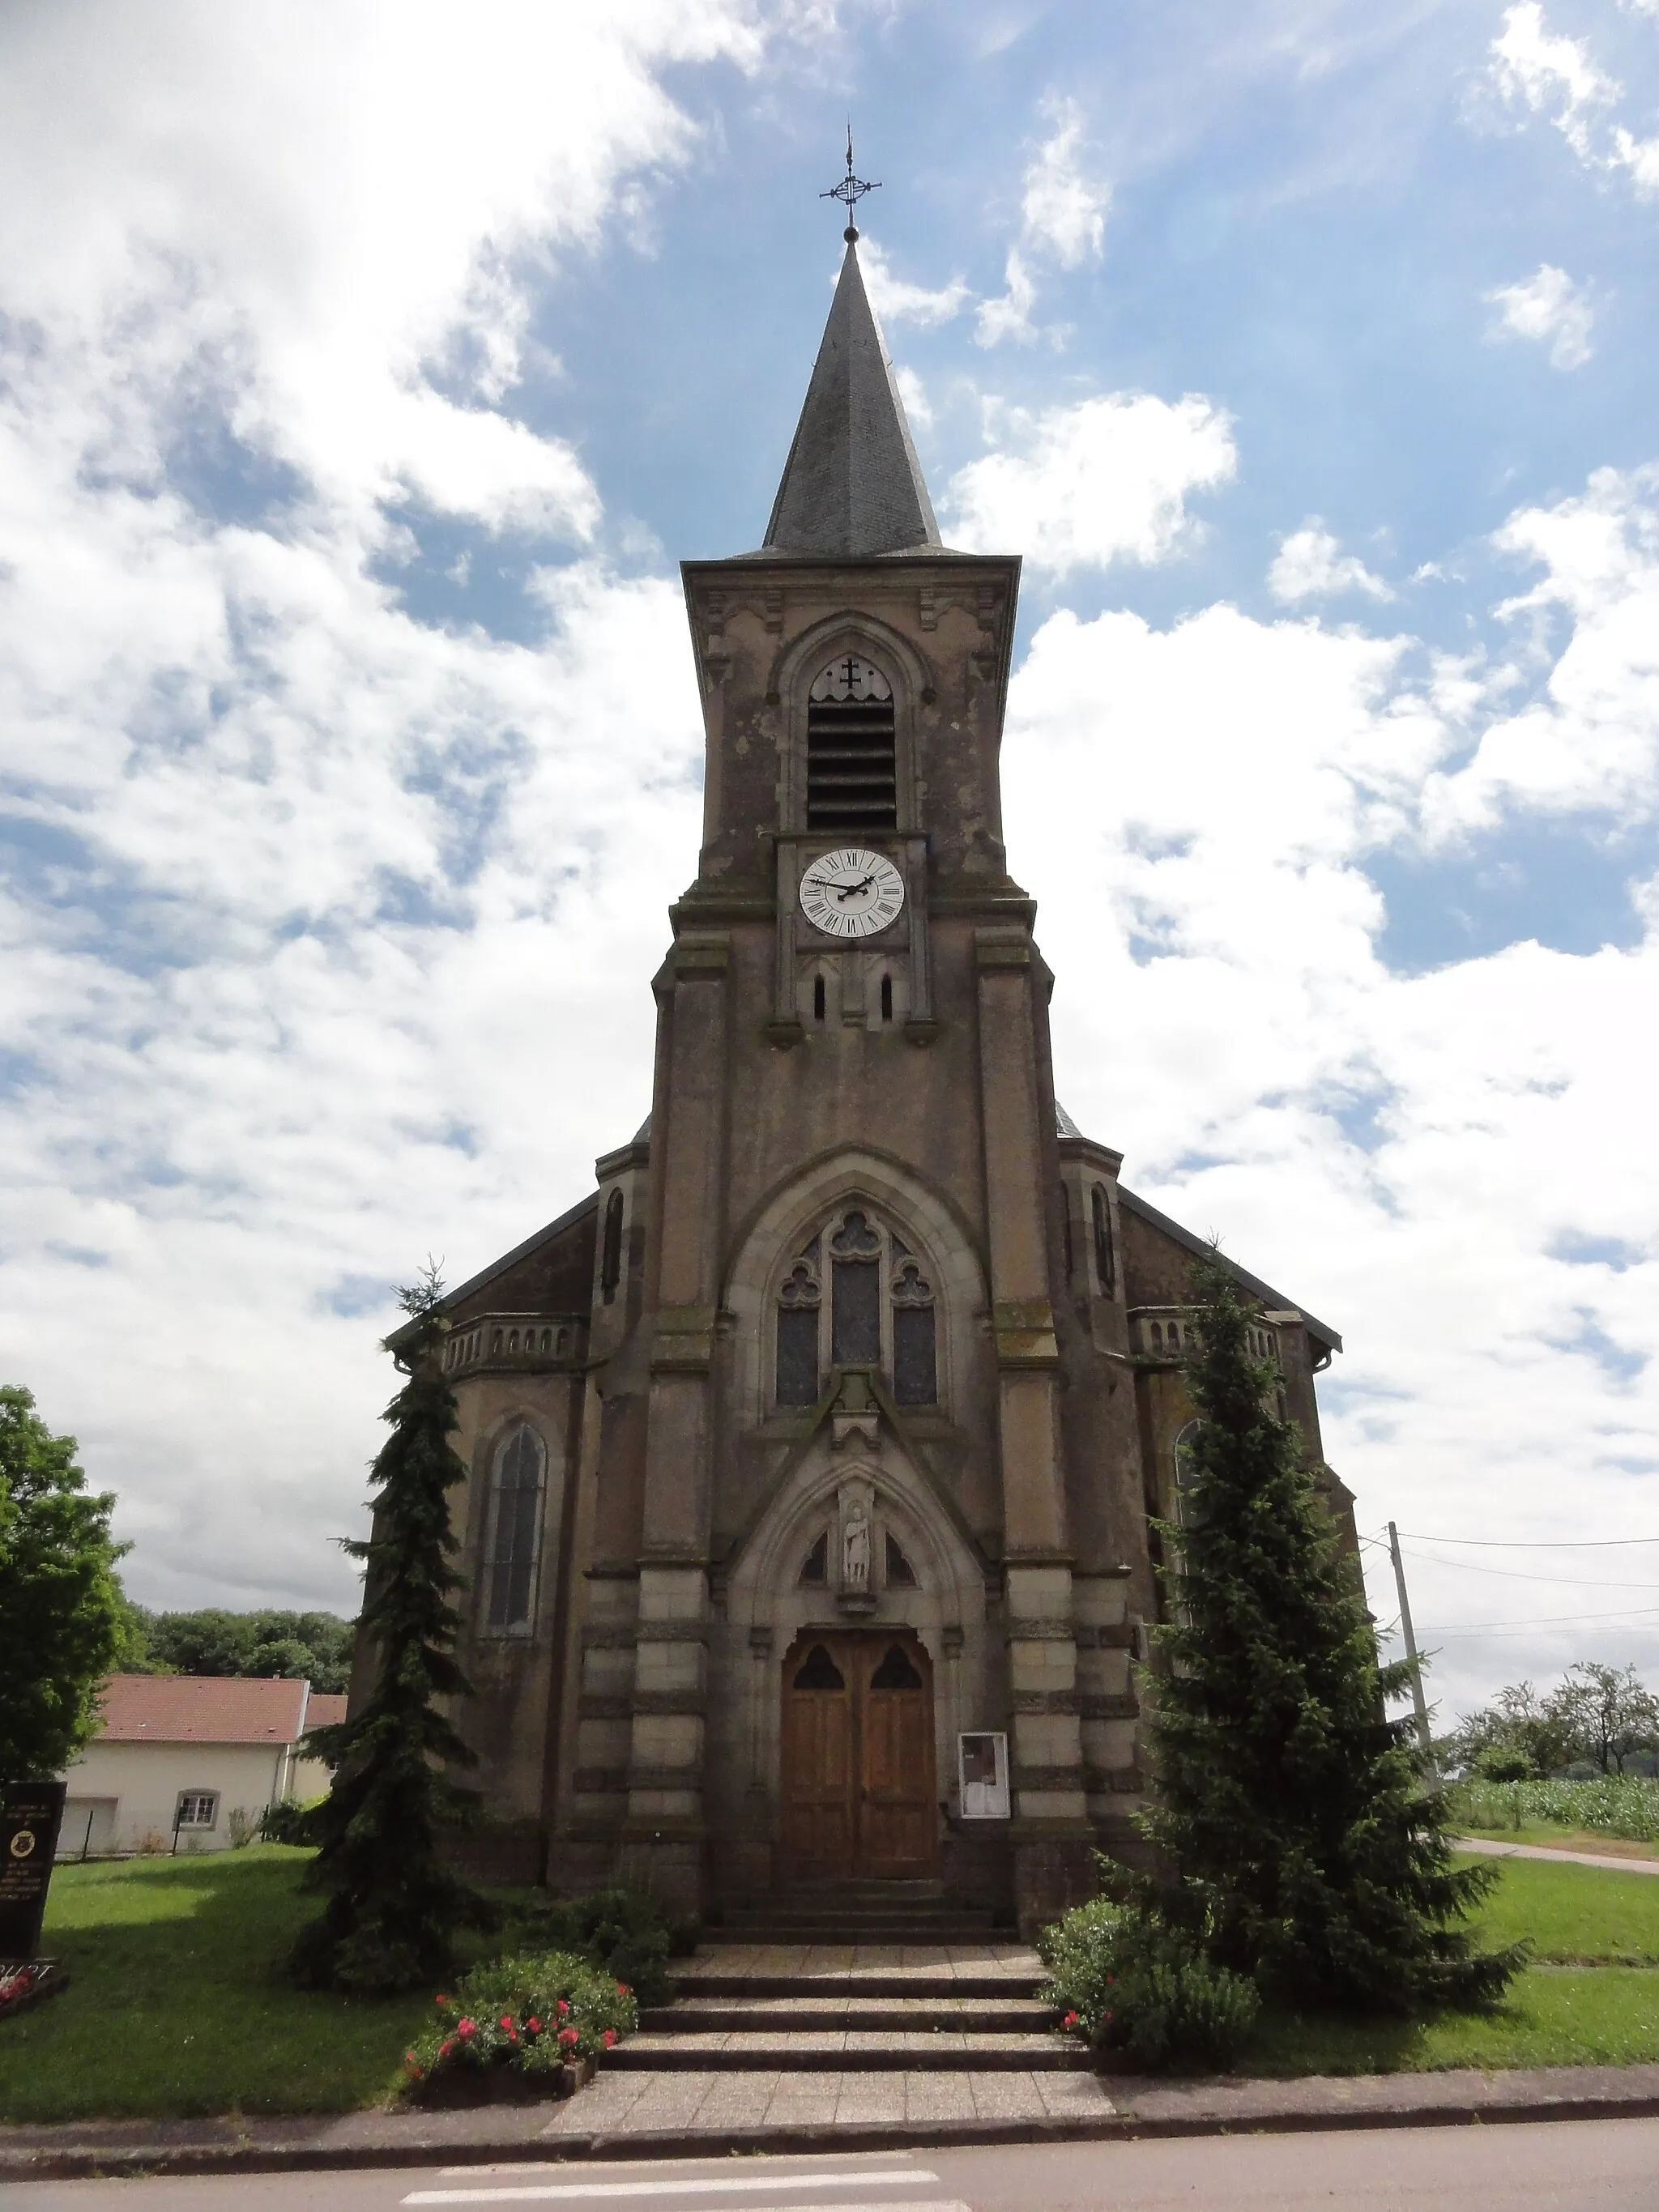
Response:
[59,1676,345,1856]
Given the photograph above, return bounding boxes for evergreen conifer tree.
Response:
[289,1272,487,1993]
[1135,1251,1521,2012]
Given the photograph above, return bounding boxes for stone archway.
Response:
[779,1629,936,1882]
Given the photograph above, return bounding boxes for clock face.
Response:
[799,847,906,940]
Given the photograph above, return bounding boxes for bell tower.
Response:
[587,207,1117,1932]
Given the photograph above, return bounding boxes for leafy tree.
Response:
[288,1272,486,1993]
[1132,1253,1522,2013]
[1550,1662,1659,1776]
[0,1386,126,1781]
[135,1605,354,1692]
[1440,1681,1576,1781]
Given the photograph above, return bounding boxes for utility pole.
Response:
[1388,1520,1436,1776]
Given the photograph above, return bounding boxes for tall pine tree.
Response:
[289,1272,487,1993]
[1136,1251,1520,2012]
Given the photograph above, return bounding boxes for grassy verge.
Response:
[1,1846,429,2124]
[1243,1853,1659,2077]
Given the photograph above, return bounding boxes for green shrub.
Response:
[503,1887,698,2008]
[399,1950,637,2095]
[1038,1896,1260,2073]
[258,1799,322,1848]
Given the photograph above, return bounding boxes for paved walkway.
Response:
[672,1944,1041,1980]
[539,2065,1111,2135]
[1457,1835,1659,1875]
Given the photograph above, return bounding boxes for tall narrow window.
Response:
[890,1257,937,1405]
[487,1425,546,1632]
[807,655,896,830]
[812,974,826,1023]
[880,974,893,1022]
[830,1210,882,1363]
[776,1246,822,1406]
[1091,1185,1115,1296]
[600,1187,624,1303]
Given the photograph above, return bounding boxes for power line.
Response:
[1410,1605,1659,1635]
[1397,1546,1659,1592]
[1396,1531,1659,1549]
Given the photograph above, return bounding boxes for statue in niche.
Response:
[842,1506,871,1591]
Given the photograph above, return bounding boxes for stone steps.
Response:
[631,1937,1085,2082]
[610,2027,1089,2072]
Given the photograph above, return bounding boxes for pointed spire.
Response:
[762,240,943,560]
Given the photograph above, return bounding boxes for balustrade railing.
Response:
[441,1312,587,1376]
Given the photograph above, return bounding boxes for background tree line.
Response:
[115,1601,354,1694]
[1441,1662,1659,1781]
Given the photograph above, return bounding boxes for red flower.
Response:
[558,2027,579,2048]
[556,1998,569,2017]
[616,1982,630,1996]
[1062,2011,1080,2031]
[435,1993,450,2007]
[602,2028,617,2048]
[527,2016,541,2034]
[439,2039,455,2058]
[500,2014,514,2031]
[457,2018,477,2038]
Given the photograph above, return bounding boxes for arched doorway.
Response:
[779,1631,937,1881]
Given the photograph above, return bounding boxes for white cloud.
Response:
[893,365,933,433]
[0,0,802,1609]
[855,241,971,330]
[1004,468,1659,1717]
[1020,97,1111,268]
[976,96,1110,347]
[1485,263,1597,369]
[975,249,1039,348]
[1489,2,1659,195]
[1269,520,1396,603]
[944,393,1237,572]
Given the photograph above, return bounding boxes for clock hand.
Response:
[835,875,876,901]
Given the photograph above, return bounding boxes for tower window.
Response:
[486,1424,546,1633]
[807,655,896,831]
[776,1248,823,1406]
[1091,1185,1115,1296]
[813,973,827,1023]
[880,974,893,1022]
[600,1187,624,1303]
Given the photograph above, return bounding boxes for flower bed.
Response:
[400,1950,636,2104]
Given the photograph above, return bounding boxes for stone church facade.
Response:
[416,239,1353,1932]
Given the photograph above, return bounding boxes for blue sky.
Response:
[2,0,1657,1724]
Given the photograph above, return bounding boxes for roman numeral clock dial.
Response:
[798,847,906,940]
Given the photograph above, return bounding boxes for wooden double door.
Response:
[780,1630,937,1881]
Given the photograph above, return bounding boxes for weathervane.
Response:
[821,125,880,243]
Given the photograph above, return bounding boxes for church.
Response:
[414,225,1354,1933]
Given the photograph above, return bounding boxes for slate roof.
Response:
[93,1674,317,1745]
[760,241,944,560]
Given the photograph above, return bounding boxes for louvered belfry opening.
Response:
[807,654,896,830]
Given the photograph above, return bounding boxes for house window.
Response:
[773,1208,938,1409]
[600,1188,624,1303]
[806,655,896,831]
[175,1791,218,1831]
[486,1424,546,1633]
[1091,1185,1115,1296]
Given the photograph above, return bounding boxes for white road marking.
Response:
[404,2174,939,2206]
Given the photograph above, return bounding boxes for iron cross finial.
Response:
[821,124,880,244]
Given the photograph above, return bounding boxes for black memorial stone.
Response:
[0,1782,66,1962]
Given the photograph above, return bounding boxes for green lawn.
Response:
[1243,1853,1659,2077]
[10,1846,1659,2122]
[1,1847,429,2124]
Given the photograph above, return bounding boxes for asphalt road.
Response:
[8,2124,1659,2212]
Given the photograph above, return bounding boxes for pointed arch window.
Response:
[807,655,895,831]
[485,1424,546,1634]
[1091,1185,1115,1296]
[773,1207,938,1409]
[600,1188,625,1304]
